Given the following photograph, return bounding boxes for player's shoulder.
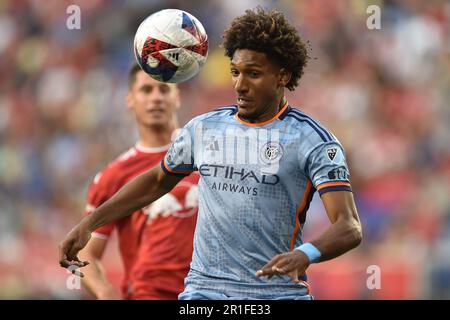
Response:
[284,105,337,145]
[189,105,238,124]
[90,147,138,187]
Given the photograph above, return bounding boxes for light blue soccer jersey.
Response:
[161,100,352,299]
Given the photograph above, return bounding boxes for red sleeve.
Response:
[84,170,116,238]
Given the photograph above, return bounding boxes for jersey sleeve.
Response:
[161,119,197,177]
[84,171,116,238]
[305,141,352,196]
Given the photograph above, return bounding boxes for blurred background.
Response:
[0,0,449,299]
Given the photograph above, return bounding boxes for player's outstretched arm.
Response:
[257,191,362,282]
[59,164,184,275]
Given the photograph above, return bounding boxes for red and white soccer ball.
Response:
[133,9,208,83]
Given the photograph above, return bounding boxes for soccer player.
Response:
[60,8,362,300]
[77,64,199,300]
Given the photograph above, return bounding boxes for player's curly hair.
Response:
[222,7,309,91]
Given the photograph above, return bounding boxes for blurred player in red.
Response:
[78,64,199,300]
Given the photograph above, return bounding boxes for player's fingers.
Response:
[71,260,86,268]
[71,256,90,267]
[75,259,90,266]
[256,267,276,278]
[256,267,279,277]
[257,264,289,278]
[287,269,300,284]
[266,254,284,268]
[74,257,90,266]
[256,269,272,277]
[272,258,291,272]
[256,254,285,277]
[59,241,74,268]
[61,259,83,269]
[59,254,71,268]
[275,258,298,274]
[67,241,85,263]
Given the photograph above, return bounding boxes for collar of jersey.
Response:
[134,142,171,154]
[234,98,289,127]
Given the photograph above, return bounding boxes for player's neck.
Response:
[240,95,286,124]
[267,96,286,120]
[138,127,173,148]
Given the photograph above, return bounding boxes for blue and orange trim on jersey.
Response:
[289,108,333,141]
[290,179,314,251]
[234,98,290,127]
[286,108,334,142]
[161,159,194,177]
[316,181,352,196]
[290,182,352,247]
[290,179,314,291]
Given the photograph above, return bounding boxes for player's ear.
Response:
[126,91,134,110]
[173,85,181,110]
[278,68,291,88]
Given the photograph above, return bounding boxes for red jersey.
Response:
[84,143,198,299]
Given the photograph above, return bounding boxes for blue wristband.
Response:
[295,243,321,263]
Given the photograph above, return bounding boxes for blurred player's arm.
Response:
[257,191,362,282]
[59,164,184,274]
[78,236,120,299]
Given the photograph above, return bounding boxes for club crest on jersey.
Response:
[326,147,338,161]
[260,141,283,164]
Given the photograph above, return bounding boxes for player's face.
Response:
[127,71,180,129]
[230,49,288,122]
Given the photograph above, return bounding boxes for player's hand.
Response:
[59,221,91,277]
[255,250,311,283]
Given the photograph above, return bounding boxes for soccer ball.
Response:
[133,9,208,83]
